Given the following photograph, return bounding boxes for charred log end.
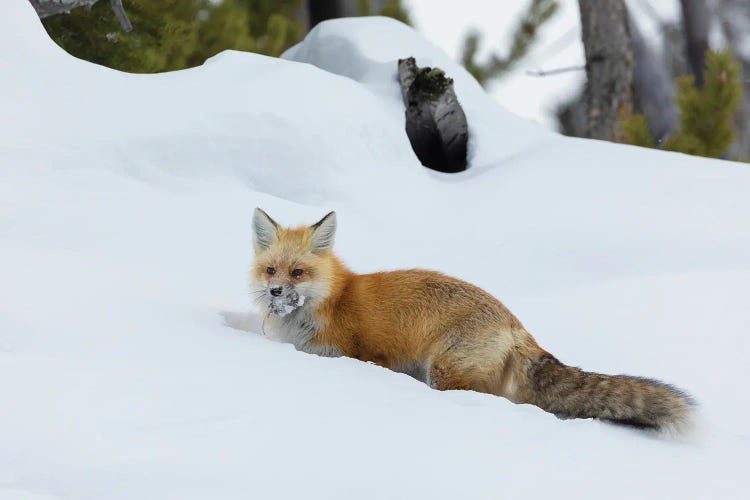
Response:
[398,57,468,173]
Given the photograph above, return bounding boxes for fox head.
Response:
[250,208,337,317]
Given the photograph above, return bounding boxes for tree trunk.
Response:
[308,0,358,28]
[679,0,710,87]
[662,22,689,79]
[630,15,678,143]
[303,0,388,29]
[680,0,710,87]
[557,17,679,144]
[577,0,634,141]
[716,0,750,159]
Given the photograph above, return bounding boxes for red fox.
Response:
[250,208,694,433]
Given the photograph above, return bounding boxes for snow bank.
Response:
[2,3,750,499]
[283,16,548,170]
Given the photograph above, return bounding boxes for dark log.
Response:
[397,57,468,173]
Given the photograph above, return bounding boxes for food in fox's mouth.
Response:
[270,290,305,316]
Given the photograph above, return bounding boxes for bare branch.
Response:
[526,64,585,77]
[109,0,132,32]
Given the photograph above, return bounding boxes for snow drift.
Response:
[1,3,749,499]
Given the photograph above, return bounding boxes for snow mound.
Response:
[2,3,750,499]
[282,16,548,169]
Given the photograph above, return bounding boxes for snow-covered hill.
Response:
[2,3,749,499]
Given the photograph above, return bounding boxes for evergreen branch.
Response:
[460,0,559,86]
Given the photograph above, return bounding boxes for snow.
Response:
[2,2,750,499]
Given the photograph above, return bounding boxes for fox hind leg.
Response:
[426,326,526,398]
[427,353,474,391]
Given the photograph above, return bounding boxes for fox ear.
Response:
[253,208,279,252]
[310,211,336,253]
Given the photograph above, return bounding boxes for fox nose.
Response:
[270,286,283,297]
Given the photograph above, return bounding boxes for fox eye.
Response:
[266,267,276,275]
[291,268,304,278]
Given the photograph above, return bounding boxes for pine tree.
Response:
[44,0,204,73]
[190,0,255,65]
[237,0,304,57]
[624,50,743,159]
[622,114,656,149]
[40,0,417,73]
[42,0,304,73]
